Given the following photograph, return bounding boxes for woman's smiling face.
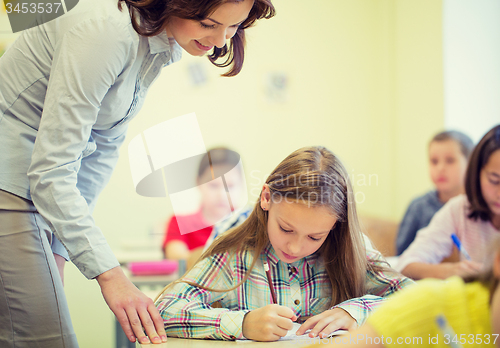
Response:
[165,0,254,56]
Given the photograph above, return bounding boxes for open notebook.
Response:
[238,322,348,342]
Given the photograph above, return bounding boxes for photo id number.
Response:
[5,2,63,14]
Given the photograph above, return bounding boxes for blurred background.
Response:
[1,0,499,346]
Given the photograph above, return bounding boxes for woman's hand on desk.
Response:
[242,304,297,341]
[296,308,358,338]
[96,266,167,345]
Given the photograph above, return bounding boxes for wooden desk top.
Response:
[137,337,314,347]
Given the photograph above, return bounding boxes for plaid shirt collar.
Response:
[263,243,319,269]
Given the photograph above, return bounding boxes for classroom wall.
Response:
[443,0,500,142]
[93,0,444,248]
[1,1,444,347]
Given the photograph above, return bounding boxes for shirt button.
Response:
[290,267,297,273]
[294,299,300,305]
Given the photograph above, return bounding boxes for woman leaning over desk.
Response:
[0,0,274,346]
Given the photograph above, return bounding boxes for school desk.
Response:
[136,337,314,348]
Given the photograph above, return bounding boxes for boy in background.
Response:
[396,130,474,255]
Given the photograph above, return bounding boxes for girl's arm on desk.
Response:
[156,250,250,340]
[402,260,483,280]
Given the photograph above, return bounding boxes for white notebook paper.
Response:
[238,323,348,342]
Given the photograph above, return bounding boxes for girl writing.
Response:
[398,125,500,280]
[155,146,412,341]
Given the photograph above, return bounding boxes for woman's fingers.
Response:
[137,307,162,344]
[97,267,167,344]
[126,306,150,344]
[148,303,168,342]
[114,308,137,343]
[124,301,168,344]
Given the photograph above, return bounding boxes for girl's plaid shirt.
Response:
[155,241,414,340]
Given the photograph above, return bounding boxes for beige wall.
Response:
[2,1,444,347]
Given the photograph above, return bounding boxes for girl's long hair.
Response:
[117,0,275,76]
[157,146,383,307]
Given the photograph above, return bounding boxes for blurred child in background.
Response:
[397,125,500,280]
[162,147,244,265]
[396,130,474,255]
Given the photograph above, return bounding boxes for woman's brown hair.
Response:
[157,146,386,307]
[117,0,275,76]
[465,124,500,222]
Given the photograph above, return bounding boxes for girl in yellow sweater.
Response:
[306,239,500,347]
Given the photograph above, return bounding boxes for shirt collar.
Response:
[431,190,445,208]
[148,32,183,63]
[262,243,319,269]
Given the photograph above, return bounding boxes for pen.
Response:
[296,316,310,324]
[451,234,471,260]
[435,314,464,348]
[263,260,277,304]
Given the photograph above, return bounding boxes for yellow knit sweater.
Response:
[367,276,493,347]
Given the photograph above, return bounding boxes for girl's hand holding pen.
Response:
[295,308,358,338]
[242,304,297,341]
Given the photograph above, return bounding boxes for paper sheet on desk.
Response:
[137,343,168,347]
[237,323,348,342]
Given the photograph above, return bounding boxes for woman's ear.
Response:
[260,184,271,211]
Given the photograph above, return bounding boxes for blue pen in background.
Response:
[436,314,464,348]
[451,234,471,261]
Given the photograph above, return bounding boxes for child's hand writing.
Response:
[296,308,358,338]
[242,304,297,341]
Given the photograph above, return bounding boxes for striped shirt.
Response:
[156,239,413,340]
[397,194,500,272]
